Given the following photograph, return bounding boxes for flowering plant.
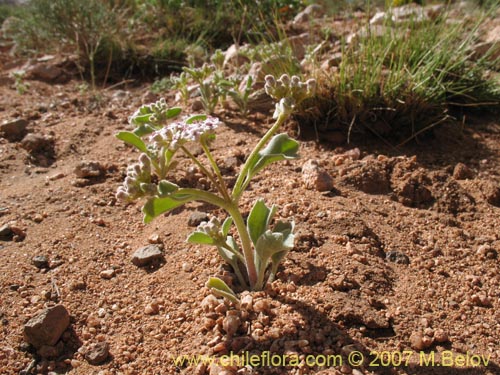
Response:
[116,74,315,301]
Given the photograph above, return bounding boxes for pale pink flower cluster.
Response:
[150,116,220,150]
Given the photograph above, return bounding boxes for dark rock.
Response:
[453,163,474,180]
[85,341,110,365]
[0,224,14,240]
[188,211,209,227]
[0,118,28,141]
[386,250,410,265]
[23,305,70,348]
[32,255,49,269]
[20,133,53,154]
[131,245,164,267]
[37,342,63,359]
[26,63,68,83]
[74,161,105,179]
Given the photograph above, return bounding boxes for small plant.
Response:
[12,71,29,95]
[225,75,254,117]
[151,77,174,94]
[116,74,315,301]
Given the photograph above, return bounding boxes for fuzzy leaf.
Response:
[133,124,156,137]
[185,114,207,124]
[158,180,179,196]
[116,131,149,154]
[142,194,194,223]
[206,277,239,304]
[247,199,276,246]
[222,217,233,237]
[165,107,182,119]
[255,230,285,261]
[187,232,214,245]
[249,133,299,178]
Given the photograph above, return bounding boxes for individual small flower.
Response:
[273,97,295,119]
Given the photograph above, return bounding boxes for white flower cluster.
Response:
[197,217,223,241]
[116,153,155,201]
[264,74,316,118]
[149,116,220,150]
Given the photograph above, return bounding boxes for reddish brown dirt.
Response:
[1,74,500,375]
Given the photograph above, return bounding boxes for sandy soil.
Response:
[0,66,500,375]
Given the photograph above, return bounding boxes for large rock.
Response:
[131,245,164,267]
[26,62,69,83]
[20,133,53,153]
[292,4,323,25]
[24,305,70,348]
[0,118,28,141]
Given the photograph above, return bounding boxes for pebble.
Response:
[24,305,70,348]
[85,342,110,365]
[301,160,334,192]
[453,163,474,180]
[20,133,53,153]
[409,332,433,350]
[386,250,410,265]
[222,315,240,337]
[131,245,164,267]
[32,255,49,269]
[182,262,193,272]
[144,302,160,315]
[99,269,115,280]
[434,329,449,343]
[188,211,209,227]
[148,233,161,244]
[201,295,219,313]
[0,118,28,141]
[74,161,105,179]
[0,223,14,240]
[253,299,269,313]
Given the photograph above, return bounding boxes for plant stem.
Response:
[200,138,230,201]
[181,146,226,197]
[232,112,288,201]
[226,204,258,289]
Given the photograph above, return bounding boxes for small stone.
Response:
[85,342,110,365]
[24,305,70,348]
[182,262,193,272]
[69,280,86,291]
[191,100,204,112]
[74,161,105,179]
[253,299,269,313]
[240,294,253,311]
[222,315,240,337]
[20,133,53,154]
[201,295,219,313]
[131,245,164,267]
[386,250,410,265]
[409,332,433,350]
[99,269,115,280]
[144,302,160,315]
[148,233,161,244]
[453,163,474,180]
[33,214,44,223]
[434,329,449,343]
[0,118,28,141]
[302,160,333,192]
[32,255,49,269]
[0,223,14,240]
[37,345,60,359]
[188,211,209,227]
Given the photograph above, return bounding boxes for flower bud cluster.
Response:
[129,98,170,127]
[116,153,155,201]
[149,116,220,150]
[197,217,223,242]
[264,74,316,118]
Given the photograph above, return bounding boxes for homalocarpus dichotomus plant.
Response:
[116,74,316,302]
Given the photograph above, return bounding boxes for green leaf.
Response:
[247,199,276,246]
[142,194,194,223]
[249,133,299,177]
[166,107,182,119]
[133,124,156,137]
[206,277,239,304]
[273,220,295,249]
[222,217,233,237]
[131,113,152,125]
[158,180,179,196]
[255,230,286,261]
[187,232,214,245]
[185,114,207,124]
[116,132,149,154]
